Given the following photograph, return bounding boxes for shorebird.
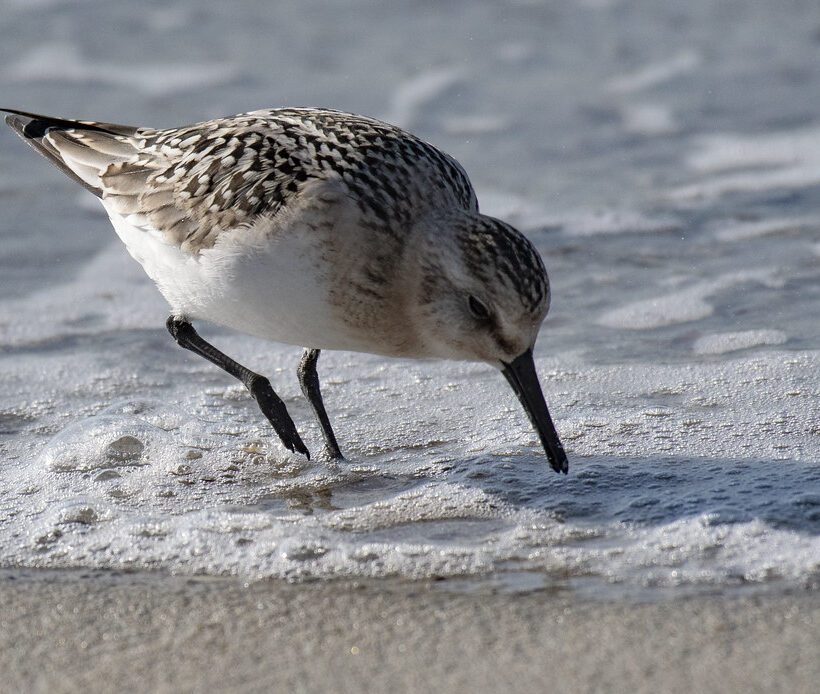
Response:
[2,107,569,473]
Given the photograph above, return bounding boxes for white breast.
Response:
[104,204,365,351]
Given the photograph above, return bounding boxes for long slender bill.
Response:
[501,349,569,474]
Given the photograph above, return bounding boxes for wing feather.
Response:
[4,107,479,254]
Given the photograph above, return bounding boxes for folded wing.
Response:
[2,109,293,252]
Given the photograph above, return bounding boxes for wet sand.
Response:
[0,572,817,694]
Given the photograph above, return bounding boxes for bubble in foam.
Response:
[37,415,170,472]
[55,501,105,525]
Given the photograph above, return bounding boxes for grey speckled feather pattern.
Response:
[8,108,479,253]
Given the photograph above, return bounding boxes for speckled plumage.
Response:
[43,108,478,252]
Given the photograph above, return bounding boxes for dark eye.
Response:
[468,295,491,321]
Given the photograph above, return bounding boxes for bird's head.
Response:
[405,211,568,473]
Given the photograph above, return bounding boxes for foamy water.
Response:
[0,0,818,597]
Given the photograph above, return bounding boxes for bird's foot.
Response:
[247,376,311,459]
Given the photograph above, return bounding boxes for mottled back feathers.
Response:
[5,107,479,253]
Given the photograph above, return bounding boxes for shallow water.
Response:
[0,0,818,597]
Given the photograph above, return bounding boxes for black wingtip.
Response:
[1,107,122,139]
[1,107,106,197]
[20,118,52,139]
[2,108,58,139]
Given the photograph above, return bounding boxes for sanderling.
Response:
[2,107,568,473]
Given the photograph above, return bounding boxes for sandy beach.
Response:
[1,572,817,694]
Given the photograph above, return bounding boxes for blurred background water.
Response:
[0,0,818,596]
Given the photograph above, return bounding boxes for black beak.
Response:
[502,349,568,474]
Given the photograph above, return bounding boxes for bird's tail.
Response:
[2,108,139,196]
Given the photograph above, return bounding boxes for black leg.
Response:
[297,348,343,460]
[166,316,310,459]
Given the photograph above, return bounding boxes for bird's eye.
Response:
[468,295,491,321]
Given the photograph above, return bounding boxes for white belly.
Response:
[105,208,363,351]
